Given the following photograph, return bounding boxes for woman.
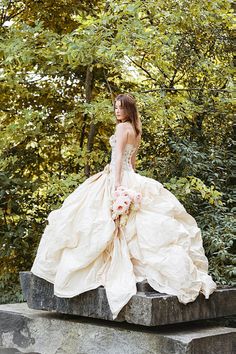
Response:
[31,94,216,319]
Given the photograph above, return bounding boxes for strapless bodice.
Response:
[109,134,136,172]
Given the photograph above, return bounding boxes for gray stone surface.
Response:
[0,303,235,354]
[19,271,236,326]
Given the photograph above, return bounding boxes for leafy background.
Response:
[0,0,235,303]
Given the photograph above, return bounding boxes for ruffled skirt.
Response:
[31,164,216,319]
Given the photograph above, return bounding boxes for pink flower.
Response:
[113,190,120,198]
[112,198,129,217]
[111,186,142,224]
[127,189,135,199]
[133,192,142,204]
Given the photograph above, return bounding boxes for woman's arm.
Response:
[114,124,128,189]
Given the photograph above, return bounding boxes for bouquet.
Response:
[111,186,142,227]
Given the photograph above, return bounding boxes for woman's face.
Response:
[114,100,128,121]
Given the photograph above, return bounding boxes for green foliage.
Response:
[164,176,223,206]
[197,206,235,285]
[0,0,234,303]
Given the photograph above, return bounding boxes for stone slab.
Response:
[0,303,235,354]
[19,271,236,327]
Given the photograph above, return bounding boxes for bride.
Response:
[31,94,216,319]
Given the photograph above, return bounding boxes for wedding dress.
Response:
[31,133,216,319]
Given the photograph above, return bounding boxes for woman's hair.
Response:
[114,94,142,136]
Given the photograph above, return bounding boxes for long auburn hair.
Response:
[114,94,142,136]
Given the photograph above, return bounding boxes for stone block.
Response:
[19,271,236,326]
[0,303,235,354]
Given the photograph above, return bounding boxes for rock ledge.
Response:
[20,271,236,326]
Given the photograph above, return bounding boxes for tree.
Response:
[0,0,234,302]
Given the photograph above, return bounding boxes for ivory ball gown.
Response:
[31,133,217,319]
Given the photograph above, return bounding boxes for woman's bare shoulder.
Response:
[115,123,131,138]
[115,122,130,131]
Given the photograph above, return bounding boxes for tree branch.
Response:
[128,57,158,82]
[103,68,114,102]
[137,88,235,93]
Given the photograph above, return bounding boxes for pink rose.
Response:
[113,199,129,216]
[111,186,142,223]
[113,190,120,198]
[133,192,142,204]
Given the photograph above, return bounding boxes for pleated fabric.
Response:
[31,160,216,319]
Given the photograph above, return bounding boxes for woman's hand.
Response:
[115,182,121,190]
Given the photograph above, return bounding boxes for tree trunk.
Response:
[82,66,98,178]
[80,66,93,149]
[85,121,98,174]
